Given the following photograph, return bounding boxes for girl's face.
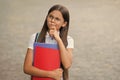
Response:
[47,10,67,31]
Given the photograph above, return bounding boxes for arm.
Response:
[23,48,63,80]
[57,39,73,69]
[49,29,73,69]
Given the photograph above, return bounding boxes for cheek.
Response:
[56,25,62,31]
[56,23,62,27]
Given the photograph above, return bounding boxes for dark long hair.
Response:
[37,4,70,47]
[37,4,70,80]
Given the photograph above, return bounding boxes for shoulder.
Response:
[30,32,39,39]
[29,32,39,43]
[67,35,74,48]
[31,32,38,37]
[67,35,73,39]
[67,35,74,41]
[28,32,39,49]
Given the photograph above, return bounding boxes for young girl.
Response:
[23,4,74,80]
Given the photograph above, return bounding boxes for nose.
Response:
[51,18,55,22]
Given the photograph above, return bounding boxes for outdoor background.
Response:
[0,0,120,80]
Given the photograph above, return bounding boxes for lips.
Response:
[49,24,56,27]
[48,22,56,29]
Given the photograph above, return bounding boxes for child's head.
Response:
[39,4,70,47]
[42,4,70,31]
[47,4,70,31]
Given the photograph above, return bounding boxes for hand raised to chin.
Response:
[49,27,60,41]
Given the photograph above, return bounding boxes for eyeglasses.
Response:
[48,15,61,22]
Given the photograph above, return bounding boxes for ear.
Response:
[62,21,67,27]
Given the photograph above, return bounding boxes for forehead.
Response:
[49,10,63,19]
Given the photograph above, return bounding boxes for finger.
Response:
[56,68,63,72]
[59,68,63,71]
[51,26,57,31]
[49,30,54,36]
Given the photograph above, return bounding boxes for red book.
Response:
[32,43,60,80]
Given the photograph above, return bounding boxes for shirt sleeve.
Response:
[67,36,74,48]
[28,33,36,49]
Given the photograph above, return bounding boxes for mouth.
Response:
[49,24,56,28]
[48,22,56,29]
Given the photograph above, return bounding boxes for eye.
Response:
[48,14,61,22]
[48,15,53,19]
[55,17,60,21]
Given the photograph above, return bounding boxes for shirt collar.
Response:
[46,31,60,37]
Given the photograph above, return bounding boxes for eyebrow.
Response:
[49,14,61,20]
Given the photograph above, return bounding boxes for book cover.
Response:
[32,43,60,80]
